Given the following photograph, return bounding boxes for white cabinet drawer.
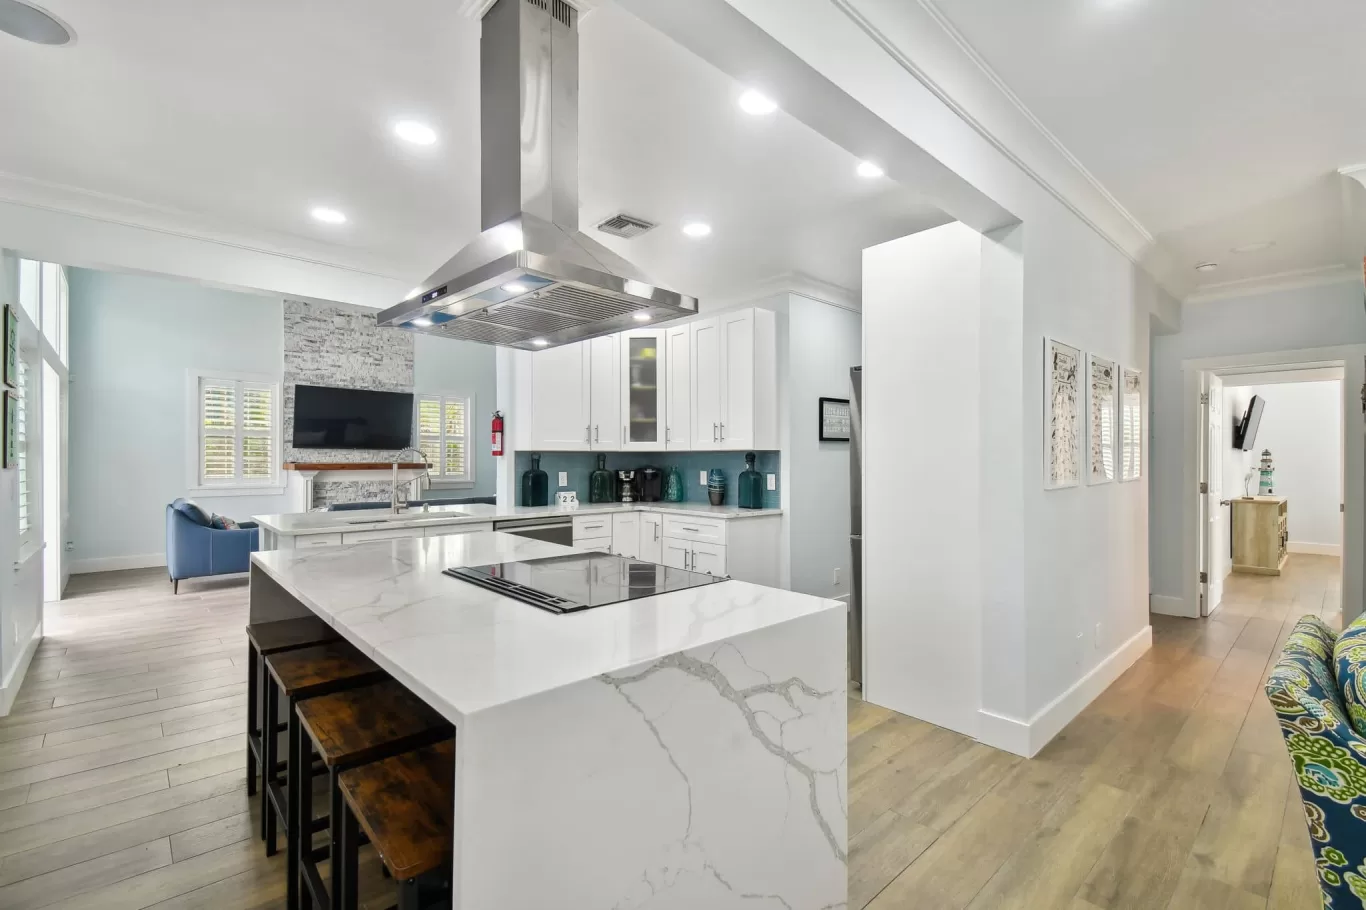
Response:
[576,536,613,553]
[425,522,493,538]
[341,526,425,544]
[572,515,613,540]
[662,515,726,546]
[294,533,342,549]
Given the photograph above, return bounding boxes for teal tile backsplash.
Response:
[515,451,781,508]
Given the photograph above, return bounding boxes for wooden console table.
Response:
[1232,496,1288,576]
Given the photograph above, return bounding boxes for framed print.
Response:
[3,305,16,389]
[1087,353,1117,484]
[818,397,851,442]
[1044,338,1081,490]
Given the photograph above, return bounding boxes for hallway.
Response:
[849,554,1339,909]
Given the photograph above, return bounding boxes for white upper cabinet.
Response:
[621,329,666,451]
[589,334,620,450]
[664,324,691,451]
[530,341,590,451]
[691,317,723,449]
[691,308,776,451]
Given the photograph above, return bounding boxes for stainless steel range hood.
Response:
[377,0,698,350]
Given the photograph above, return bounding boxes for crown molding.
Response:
[706,272,860,313]
[1182,264,1359,304]
[1341,164,1366,191]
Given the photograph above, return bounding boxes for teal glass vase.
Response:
[664,466,684,502]
[589,454,614,503]
[521,454,549,507]
[738,452,763,509]
[707,468,727,506]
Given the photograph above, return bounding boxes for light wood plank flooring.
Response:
[1,557,1336,908]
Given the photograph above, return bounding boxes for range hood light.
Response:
[532,338,549,347]
[632,312,652,322]
[412,316,434,327]
[501,282,529,294]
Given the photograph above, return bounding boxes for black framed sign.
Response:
[819,397,851,442]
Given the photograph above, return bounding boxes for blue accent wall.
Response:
[514,451,781,508]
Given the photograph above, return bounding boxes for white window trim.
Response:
[416,392,475,489]
[185,368,285,496]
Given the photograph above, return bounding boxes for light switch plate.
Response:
[766,473,777,491]
[699,471,707,486]
[558,472,568,487]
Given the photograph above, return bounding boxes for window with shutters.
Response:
[416,394,473,484]
[187,370,281,491]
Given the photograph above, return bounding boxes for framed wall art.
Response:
[1044,338,1081,490]
[1087,353,1117,484]
[3,305,16,389]
[819,397,851,442]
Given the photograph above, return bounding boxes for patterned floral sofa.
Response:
[1267,614,1366,908]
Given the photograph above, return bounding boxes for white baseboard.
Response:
[0,623,43,717]
[977,625,1153,758]
[1288,542,1341,557]
[1150,594,1194,617]
[70,553,166,575]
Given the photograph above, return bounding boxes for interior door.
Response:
[719,310,754,449]
[1205,374,1225,613]
[531,342,590,450]
[691,318,721,450]
[665,325,691,450]
[589,334,620,450]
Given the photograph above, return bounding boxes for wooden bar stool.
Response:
[295,680,453,910]
[263,641,387,910]
[245,617,338,802]
[336,739,455,910]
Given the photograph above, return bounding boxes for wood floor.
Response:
[0,556,1336,909]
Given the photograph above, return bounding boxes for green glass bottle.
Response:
[521,453,549,507]
[589,454,614,504]
[664,466,684,503]
[738,452,764,509]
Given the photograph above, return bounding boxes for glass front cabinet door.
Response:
[621,329,666,451]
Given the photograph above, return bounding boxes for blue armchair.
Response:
[166,499,259,593]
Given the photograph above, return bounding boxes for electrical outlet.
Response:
[833,567,840,585]
[558,472,568,487]
[699,471,707,486]
[766,473,777,491]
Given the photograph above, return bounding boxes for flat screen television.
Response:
[292,385,414,450]
[1232,394,1266,451]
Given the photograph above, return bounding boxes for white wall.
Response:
[68,269,288,572]
[785,295,860,600]
[1224,380,1342,557]
[414,334,498,499]
[1150,280,1366,602]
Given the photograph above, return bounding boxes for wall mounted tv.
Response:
[1232,394,1266,452]
[292,385,414,450]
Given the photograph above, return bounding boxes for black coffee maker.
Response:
[638,466,663,502]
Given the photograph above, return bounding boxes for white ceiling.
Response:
[0,0,947,305]
[928,0,1366,294]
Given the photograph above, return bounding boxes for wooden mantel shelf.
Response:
[283,462,428,471]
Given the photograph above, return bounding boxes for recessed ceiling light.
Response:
[0,0,74,46]
[738,90,778,116]
[531,338,550,347]
[857,161,885,179]
[1231,240,1275,254]
[394,120,438,146]
[501,282,529,294]
[412,316,433,327]
[1194,261,1219,272]
[682,222,712,238]
[632,312,652,322]
[311,207,347,225]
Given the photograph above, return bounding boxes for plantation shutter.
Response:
[444,399,467,479]
[16,359,31,537]
[197,376,278,486]
[200,379,237,483]
[416,394,472,481]
[241,384,274,480]
[417,398,443,468]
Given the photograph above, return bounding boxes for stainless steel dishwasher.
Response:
[493,517,575,547]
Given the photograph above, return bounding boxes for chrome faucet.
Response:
[391,448,430,514]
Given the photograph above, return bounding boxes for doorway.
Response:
[1196,363,1345,616]
[42,360,67,601]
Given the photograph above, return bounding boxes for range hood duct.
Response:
[377,0,698,350]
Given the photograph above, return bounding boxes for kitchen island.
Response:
[250,531,846,909]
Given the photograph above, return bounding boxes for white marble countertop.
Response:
[252,500,782,535]
[249,531,840,723]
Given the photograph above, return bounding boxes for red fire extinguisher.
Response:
[491,411,505,457]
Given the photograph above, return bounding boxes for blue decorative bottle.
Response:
[707,468,727,506]
[738,452,763,509]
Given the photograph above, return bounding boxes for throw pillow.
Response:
[209,514,240,531]
[1333,612,1366,733]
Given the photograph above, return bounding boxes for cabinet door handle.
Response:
[585,425,590,443]
[713,423,719,442]
[720,422,725,441]
[666,427,671,444]
[623,424,626,442]
[594,425,599,443]
[684,549,690,570]
[654,523,659,542]
[681,526,700,532]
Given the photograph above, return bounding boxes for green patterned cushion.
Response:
[1336,613,1366,735]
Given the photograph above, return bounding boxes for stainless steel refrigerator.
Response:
[849,366,863,689]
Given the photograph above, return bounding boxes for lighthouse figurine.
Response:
[1258,449,1275,496]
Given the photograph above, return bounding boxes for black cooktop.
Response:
[443,554,728,614]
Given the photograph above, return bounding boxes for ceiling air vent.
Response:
[595,213,656,239]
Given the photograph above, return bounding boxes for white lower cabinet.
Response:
[638,512,663,564]
[425,522,493,538]
[611,513,640,558]
[340,526,425,544]
[661,536,728,576]
[662,537,690,571]
[576,537,613,553]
